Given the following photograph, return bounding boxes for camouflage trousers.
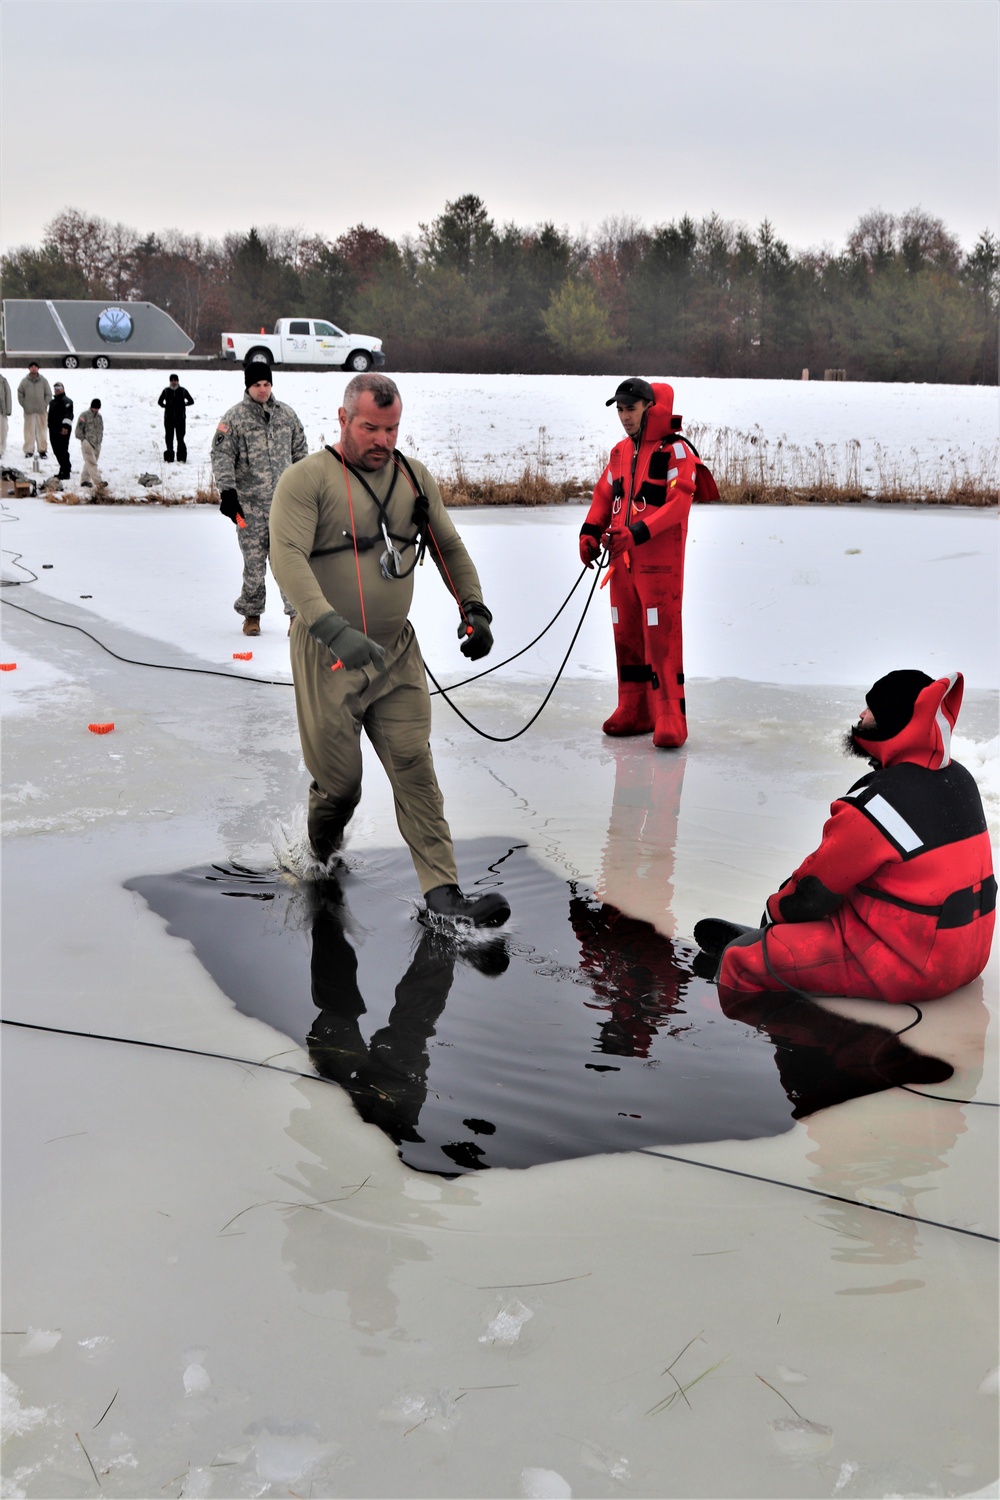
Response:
[234,497,292,618]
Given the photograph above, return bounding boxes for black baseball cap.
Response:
[606,378,655,407]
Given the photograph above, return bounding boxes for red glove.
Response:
[602,527,635,560]
[579,534,601,568]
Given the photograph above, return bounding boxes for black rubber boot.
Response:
[424,884,511,929]
[693,918,761,955]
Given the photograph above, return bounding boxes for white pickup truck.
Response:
[221,317,385,371]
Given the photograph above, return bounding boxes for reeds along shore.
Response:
[436,427,998,508]
[28,428,999,509]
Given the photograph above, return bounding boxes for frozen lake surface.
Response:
[2,482,997,1497]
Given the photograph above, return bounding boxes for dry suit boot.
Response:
[242,615,261,637]
[602,681,654,737]
[653,693,688,749]
[307,790,360,869]
[424,884,511,929]
[694,918,762,955]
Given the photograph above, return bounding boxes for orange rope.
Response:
[425,521,470,624]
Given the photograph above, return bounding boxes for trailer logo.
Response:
[96,306,134,344]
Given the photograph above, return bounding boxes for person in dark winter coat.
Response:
[47,382,74,479]
[158,373,194,462]
[698,670,996,1004]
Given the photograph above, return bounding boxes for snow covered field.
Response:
[1,387,998,1498]
[4,367,997,499]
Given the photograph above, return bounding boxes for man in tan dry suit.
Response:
[269,373,510,928]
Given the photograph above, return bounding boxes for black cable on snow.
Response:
[2,1016,996,1243]
[0,559,607,721]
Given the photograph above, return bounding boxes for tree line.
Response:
[2,198,996,382]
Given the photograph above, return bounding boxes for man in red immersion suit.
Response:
[579,378,718,749]
[697,670,996,1004]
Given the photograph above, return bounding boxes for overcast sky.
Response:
[1,0,997,257]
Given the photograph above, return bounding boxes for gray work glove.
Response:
[309,610,387,672]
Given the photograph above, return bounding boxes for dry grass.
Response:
[44,488,218,508]
[32,429,999,509]
[439,456,592,507]
[686,424,998,507]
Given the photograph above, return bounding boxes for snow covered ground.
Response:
[1,387,998,1498]
[3,367,997,499]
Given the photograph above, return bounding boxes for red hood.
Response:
[641,383,681,444]
[853,672,964,770]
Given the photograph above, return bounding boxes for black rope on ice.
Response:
[3,1017,996,1240]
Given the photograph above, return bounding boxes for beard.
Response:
[842,723,872,759]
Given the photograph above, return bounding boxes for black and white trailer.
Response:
[1,299,195,368]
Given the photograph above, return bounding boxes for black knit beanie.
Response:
[245,361,272,389]
[865,670,934,739]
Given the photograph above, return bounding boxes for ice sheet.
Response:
[2,489,997,1498]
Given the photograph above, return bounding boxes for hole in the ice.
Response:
[126,839,953,1175]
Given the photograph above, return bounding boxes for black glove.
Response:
[309,610,387,672]
[219,489,244,524]
[459,602,493,661]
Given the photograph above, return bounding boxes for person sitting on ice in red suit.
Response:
[696,670,996,1004]
[579,378,718,748]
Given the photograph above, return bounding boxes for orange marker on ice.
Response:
[88,722,114,734]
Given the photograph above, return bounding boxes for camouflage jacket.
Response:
[75,409,103,454]
[210,392,308,505]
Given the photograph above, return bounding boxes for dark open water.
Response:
[127,839,952,1175]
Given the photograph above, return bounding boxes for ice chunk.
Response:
[776,1364,808,1384]
[977,1366,999,1395]
[769,1416,834,1456]
[253,1433,339,1483]
[1,1374,48,1442]
[580,1443,630,1480]
[183,1362,211,1395]
[179,1469,214,1498]
[17,1329,61,1357]
[480,1298,533,1345]
[378,1388,461,1432]
[520,1469,572,1499]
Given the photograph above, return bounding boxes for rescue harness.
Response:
[311,447,434,582]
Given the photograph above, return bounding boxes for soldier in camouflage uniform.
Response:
[211,361,308,636]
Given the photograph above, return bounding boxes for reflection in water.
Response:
[716,989,954,1119]
[595,743,687,933]
[307,881,507,1158]
[797,983,991,1269]
[127,840,955,1176]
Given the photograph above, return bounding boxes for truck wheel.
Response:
[245,347,272,367]
[346,350,372,372]
[63,355,80,369]
[92,356,110,370]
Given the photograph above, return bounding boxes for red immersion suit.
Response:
[581,383,718,748]
[720,674,996,1003]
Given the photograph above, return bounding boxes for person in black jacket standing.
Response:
[48,382,74,479]
[158,373,194,462]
